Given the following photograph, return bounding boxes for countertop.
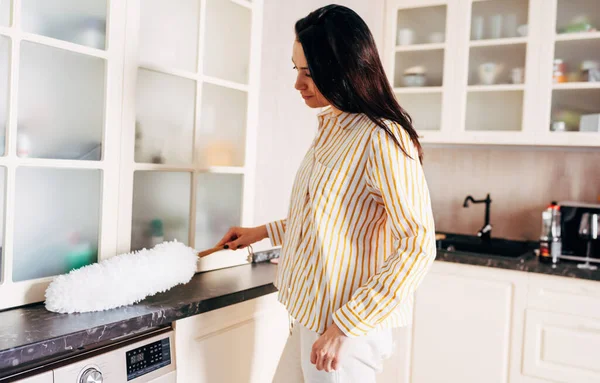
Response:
[0,262,278,380]
[436,249,600,282]
[1,246,598,380]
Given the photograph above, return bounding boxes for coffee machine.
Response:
[559,202,600,266]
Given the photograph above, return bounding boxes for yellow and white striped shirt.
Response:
[266,106,436,338]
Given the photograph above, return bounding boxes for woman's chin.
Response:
[304,97,324,108]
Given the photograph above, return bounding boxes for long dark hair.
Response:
[295,4,423,162]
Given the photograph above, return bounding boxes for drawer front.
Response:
[523,309,600,383]
[528,274,600,319]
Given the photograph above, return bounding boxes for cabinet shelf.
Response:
[395,43,445,52]
[394,86,443,94]
[20,31,108,59]
[138,63,198,81]
[467,84,525,92]
[230,0,252,10]
[469,37,528,47]
[203,75,249,92]
[552,82,600,90]
[134,163,246,174]
[555,31,600,42]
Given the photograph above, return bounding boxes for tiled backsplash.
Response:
[424,146,600,241]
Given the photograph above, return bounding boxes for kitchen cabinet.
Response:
[399,262,600,383]
[409,261,528,383]
[384,0,600,147]
[0,0,127,310]
[0,0,264,310]
[174,263,600,383]
[522,274,600,383]
[174,292,290,383]
[174,292,411,383]
[118,0,263,274]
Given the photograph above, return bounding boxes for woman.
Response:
[216,5,435,382]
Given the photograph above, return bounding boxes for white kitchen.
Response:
[0,0,599,382]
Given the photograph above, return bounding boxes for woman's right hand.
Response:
[215,225,269,250]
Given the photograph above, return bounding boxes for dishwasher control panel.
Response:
[126,338,171,381]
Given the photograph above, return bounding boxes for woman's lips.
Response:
[302,94,313,99]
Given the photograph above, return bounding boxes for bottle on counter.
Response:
[150,219,164,247]
[539,201,561,264]
[65,232,96,271]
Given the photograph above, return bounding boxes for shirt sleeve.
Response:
[265,219,287,247]
[332,124,436,337]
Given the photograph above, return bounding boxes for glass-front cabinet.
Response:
[0,0,262,310]
[0,0,125,309]
[385,0,600,146]
[538,0,600,145]
[119,0,260,273]
[386,0,457,138]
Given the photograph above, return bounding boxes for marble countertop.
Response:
[0,262,278,380]
[436,250,600,282]
[1,245,598,380]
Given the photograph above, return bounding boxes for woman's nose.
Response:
[294,74,306,91]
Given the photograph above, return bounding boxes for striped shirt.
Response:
[266,106,436,338]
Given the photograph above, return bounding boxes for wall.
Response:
[424,146,600,241]
[253,0,386,229]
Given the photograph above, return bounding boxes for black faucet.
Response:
[463,194,492,242]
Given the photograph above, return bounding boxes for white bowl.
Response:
[403,74,426,87]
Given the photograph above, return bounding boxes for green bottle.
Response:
[150,219,164,247]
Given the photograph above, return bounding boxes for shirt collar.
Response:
[317,106,361,130]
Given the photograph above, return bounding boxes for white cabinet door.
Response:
[174,293,289,383]
[410,262,528,383]
[523,309,600,383]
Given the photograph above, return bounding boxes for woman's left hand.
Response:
[311,323,347,372]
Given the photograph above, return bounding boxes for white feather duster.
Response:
[45,241,198,313]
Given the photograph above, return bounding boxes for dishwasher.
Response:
[9,328,176,383]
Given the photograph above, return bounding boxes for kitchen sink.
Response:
[436,234,533,258]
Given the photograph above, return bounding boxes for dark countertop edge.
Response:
[435,250,600,282]
[0,271,277,380]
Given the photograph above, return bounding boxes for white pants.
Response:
[272,322,393,383]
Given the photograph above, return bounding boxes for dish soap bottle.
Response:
[150,219,164,247]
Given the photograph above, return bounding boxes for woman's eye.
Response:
[306,73,312,78]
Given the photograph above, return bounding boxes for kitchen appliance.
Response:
[577,213,599,270]
[11,329,175,382]
[558,202,600,264]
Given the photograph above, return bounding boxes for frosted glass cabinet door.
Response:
[21,0,107,49]
[135,69,195,165]
[13,168,101,282]
[198,83,248,167]
[139,0,200,72]
[203,0,252,84]
[131,172,191,251]
[0,168,5,282]
[18,42,105,160]
[0,0,10,26]
[195,173,243,251]
[0,36,8,156]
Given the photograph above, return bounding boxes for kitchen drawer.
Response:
[527,274,600,319]
[523,309,600,383]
